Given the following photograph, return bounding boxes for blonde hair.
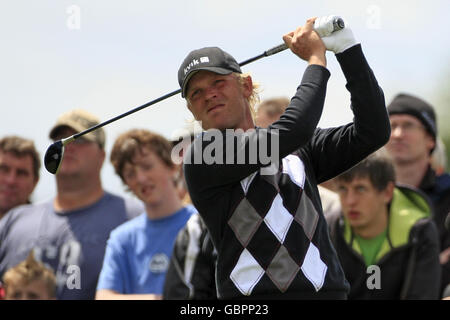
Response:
[235,72,261,120]
[2,250,56,298]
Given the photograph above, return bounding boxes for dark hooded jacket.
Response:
[328,185,441,299]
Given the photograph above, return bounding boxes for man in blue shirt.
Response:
[0,109,143,299]
[95,129,195,299]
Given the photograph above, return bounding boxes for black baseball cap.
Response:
[387,93,437,140]
[178,47,242,98]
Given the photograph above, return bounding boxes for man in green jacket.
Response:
[327,151,441,299]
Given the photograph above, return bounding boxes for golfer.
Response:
[178,17,390,299]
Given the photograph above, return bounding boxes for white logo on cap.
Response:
[184,56,210,74]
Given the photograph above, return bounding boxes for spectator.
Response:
[0,136,40,220]
[327,151,441,299]
[0,109,143,299]
[178,17,390,299]
[386,93,450,296]
[255,97,290,128]
[95,129,195,299]
[2,250,56,300]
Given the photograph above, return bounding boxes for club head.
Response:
[44,140,65,174]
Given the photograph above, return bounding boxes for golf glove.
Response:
[315,15,359,54]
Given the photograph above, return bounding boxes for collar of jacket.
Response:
[418,165,437,192]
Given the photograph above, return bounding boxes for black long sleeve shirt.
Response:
[184,44,390,299]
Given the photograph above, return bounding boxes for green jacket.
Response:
[328,185,441,299]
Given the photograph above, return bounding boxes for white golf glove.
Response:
[314,15,359,54]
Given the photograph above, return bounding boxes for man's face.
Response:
[386,114,435,165]
[5,280,54,300]
[336,176,392,231]
[51,127,105,178]
[185,71,253,131]
[122,147,177,206]
[0,151,37,215]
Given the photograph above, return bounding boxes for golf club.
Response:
[44,16,344,174]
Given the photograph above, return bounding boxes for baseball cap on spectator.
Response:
[49,109,105,149]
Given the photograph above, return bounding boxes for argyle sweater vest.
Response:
[212,153,349,299]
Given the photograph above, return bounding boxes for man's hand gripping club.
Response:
[283,18,327,67]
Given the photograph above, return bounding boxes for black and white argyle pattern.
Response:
[227,154,327,295]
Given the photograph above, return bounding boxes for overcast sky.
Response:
[1,0,449,203]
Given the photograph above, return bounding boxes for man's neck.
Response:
[145,195,184,220]
[394,157,429,188]
[54,177,104,212]
[236,103,255,132]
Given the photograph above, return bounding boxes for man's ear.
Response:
[425,134,436,155]
[171,165,182,185]
[241,75,253,99]
[97,148,106,169]
[384,181,395,204]
[32,176,39,191]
